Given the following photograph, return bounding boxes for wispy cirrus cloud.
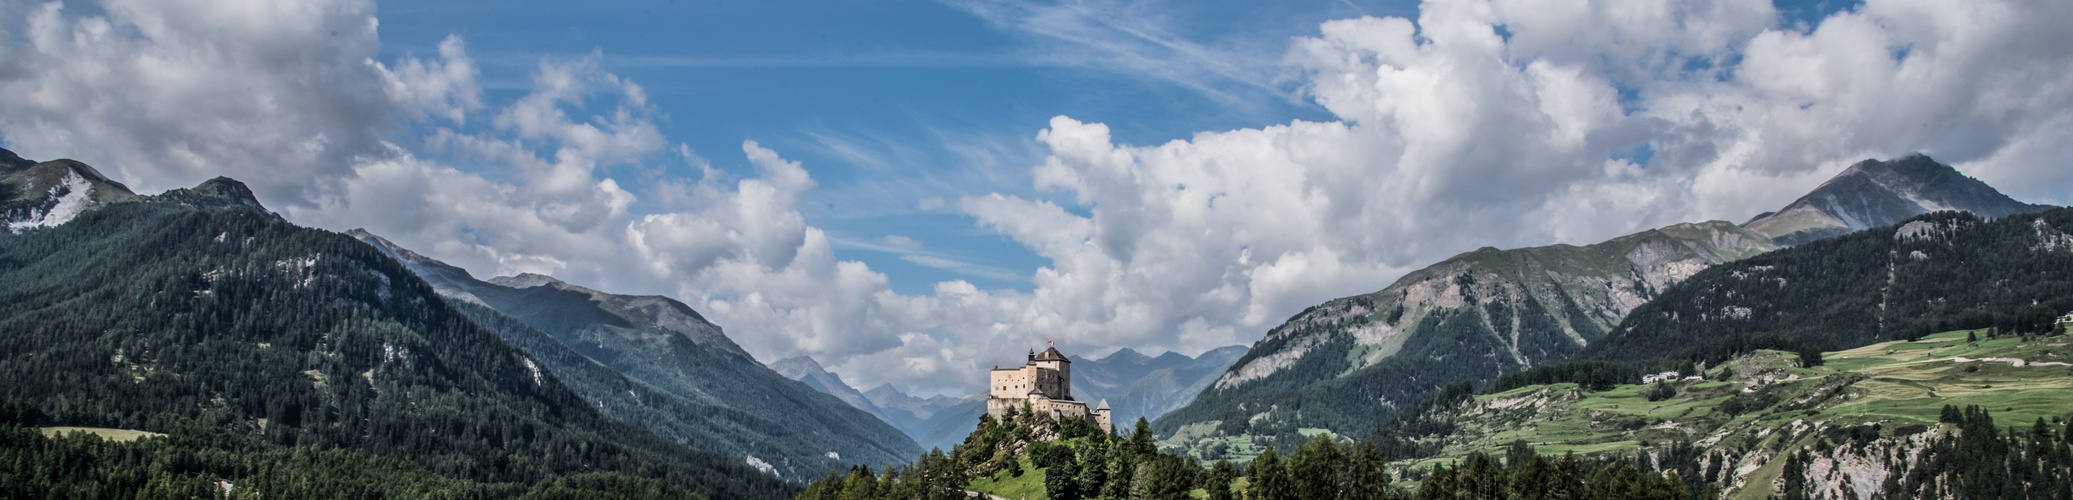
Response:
[831,235,1024,282]
[936,0,1293,106]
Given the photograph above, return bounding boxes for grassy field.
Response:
[967,456,1047,500]
[38,427,166,442]
[1388,329,2073,498]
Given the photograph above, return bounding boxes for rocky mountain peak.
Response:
[0,147,32,170]
[768,355,829,378]
[156,176,279,221]
[1743,155,2051,245]
[488,273,565,289]
[1100,347,1149,364]
[864,384,904,401]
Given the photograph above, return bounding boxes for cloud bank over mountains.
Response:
[2,0,2068,395]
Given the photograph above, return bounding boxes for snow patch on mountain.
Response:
[6,170,93,233]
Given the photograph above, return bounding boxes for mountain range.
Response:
[352,231,923,476]
[1154,154,2057,452]
[1068,346,1250,427]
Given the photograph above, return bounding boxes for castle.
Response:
[988,346,1112,433]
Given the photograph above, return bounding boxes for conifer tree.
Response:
[1509,454,1551,500]
[1205,459,1238,500]
[1289,433,1344,499]
[1043,446,1077,500]
[1248,446,1291,500]
[1102,441,1134,498]
[1344,440,1392,500]
[1778,451,1808,500]
[1130,417,1158,457]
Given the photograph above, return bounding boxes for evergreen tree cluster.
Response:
[1366,381,1476,462]
[1483,361,1640,394]
[1238,434,1394,500]
[0,416,693,499]
[0,200,794,499]
[1413,440,1715,500]
[1874,405,2073,499]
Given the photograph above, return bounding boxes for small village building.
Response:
[1641,371,1682,384]
[988,346,1113,433]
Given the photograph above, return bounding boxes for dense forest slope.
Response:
[354,232,922,473]
[0,152,795,498]
[1156,155,2053,451]
[1581,207,2073,364]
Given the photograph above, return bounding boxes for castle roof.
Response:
[1034,347,1069,362]
[1096,398,1110,411]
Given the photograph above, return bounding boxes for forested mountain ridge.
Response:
[0,166,796,498]
[1580,207,2073,364]
[1155,155,2055,453]
[354,231,924,472]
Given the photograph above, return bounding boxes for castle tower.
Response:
[1094,398,1113,433]
[1032,346,1071,400]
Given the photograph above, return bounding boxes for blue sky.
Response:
[371,0,1374,295]
[10,0,2070,395]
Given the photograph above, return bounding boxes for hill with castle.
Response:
[989,346,1114,434]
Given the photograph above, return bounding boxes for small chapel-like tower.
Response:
[987,346,1112,433]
